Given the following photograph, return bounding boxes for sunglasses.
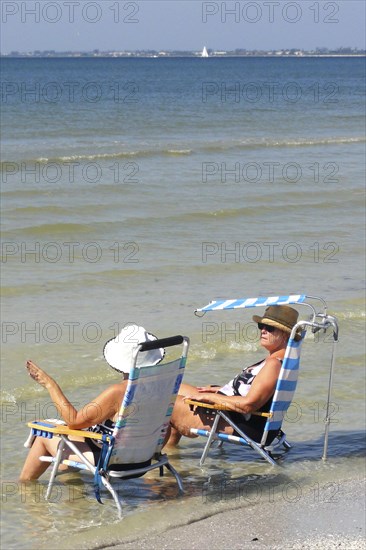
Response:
[258,323,276,333]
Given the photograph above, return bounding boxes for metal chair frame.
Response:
[191,295,338,465]
[28,335,190,516]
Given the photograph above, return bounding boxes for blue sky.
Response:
[0,1,365,53]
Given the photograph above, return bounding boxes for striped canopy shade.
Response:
[196,295,306,313]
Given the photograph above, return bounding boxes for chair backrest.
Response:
[261,330,305,446]
[109,336,188,466]
[195,295,339,459]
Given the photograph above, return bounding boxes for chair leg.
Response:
[45,438,66,501]
[219,412,278,466]
[199,414,221,466]
[165,462,184,494]
[101,476,123,518]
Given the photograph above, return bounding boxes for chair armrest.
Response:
[27,421,110,441]
[184,400,272,417]
[185,399,232,411]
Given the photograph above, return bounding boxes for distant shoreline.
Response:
[1,48,365,59]
[1,53,365,59]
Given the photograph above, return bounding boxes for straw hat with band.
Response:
[103,324,165,374]
[253,305,302,340]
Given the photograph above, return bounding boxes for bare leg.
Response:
[163,424,183,447]
[165,395,234,447]
[19,436,95,481]
[19,436,57,481]
[177,382,201,397]
[164,383,207,447]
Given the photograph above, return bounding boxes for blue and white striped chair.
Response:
[27,335,189,516]
[189,295,338,465]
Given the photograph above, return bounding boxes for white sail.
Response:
[201,47,209,58]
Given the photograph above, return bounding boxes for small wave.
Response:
[0,148,192,166]
[336,310,365,321]
[4,222,93,237]
[7,205,71,215]
[169,205,272,222]
[242,136,366,149]
[0,151,149,167]
[1,284,49,298]
[76,268,149,283]
[1,137,363,167]
[1,267,144,297]
[0,391,17,404]
[199,136,366,153]
[166,149,192,155]
[164,199,337,224]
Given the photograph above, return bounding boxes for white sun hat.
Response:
[103,324,165,374]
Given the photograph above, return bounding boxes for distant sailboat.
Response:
[201,46,209,58]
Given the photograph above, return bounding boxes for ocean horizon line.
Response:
[1,47,365,59]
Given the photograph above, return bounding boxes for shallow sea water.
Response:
[1,57,365,548]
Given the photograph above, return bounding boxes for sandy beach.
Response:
[101,477,365,550]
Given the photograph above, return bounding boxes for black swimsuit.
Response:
[219,358,282,445]
[85,419,115,463]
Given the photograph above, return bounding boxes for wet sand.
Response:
[102,477,365,550]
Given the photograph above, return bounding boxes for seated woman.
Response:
[167,305,300,447]
[19,325,164,482]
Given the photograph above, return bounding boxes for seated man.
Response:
[167,305,300,446]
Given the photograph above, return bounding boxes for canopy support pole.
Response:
[322,316,339,461]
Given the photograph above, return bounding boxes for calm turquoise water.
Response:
[1,57,365,549]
